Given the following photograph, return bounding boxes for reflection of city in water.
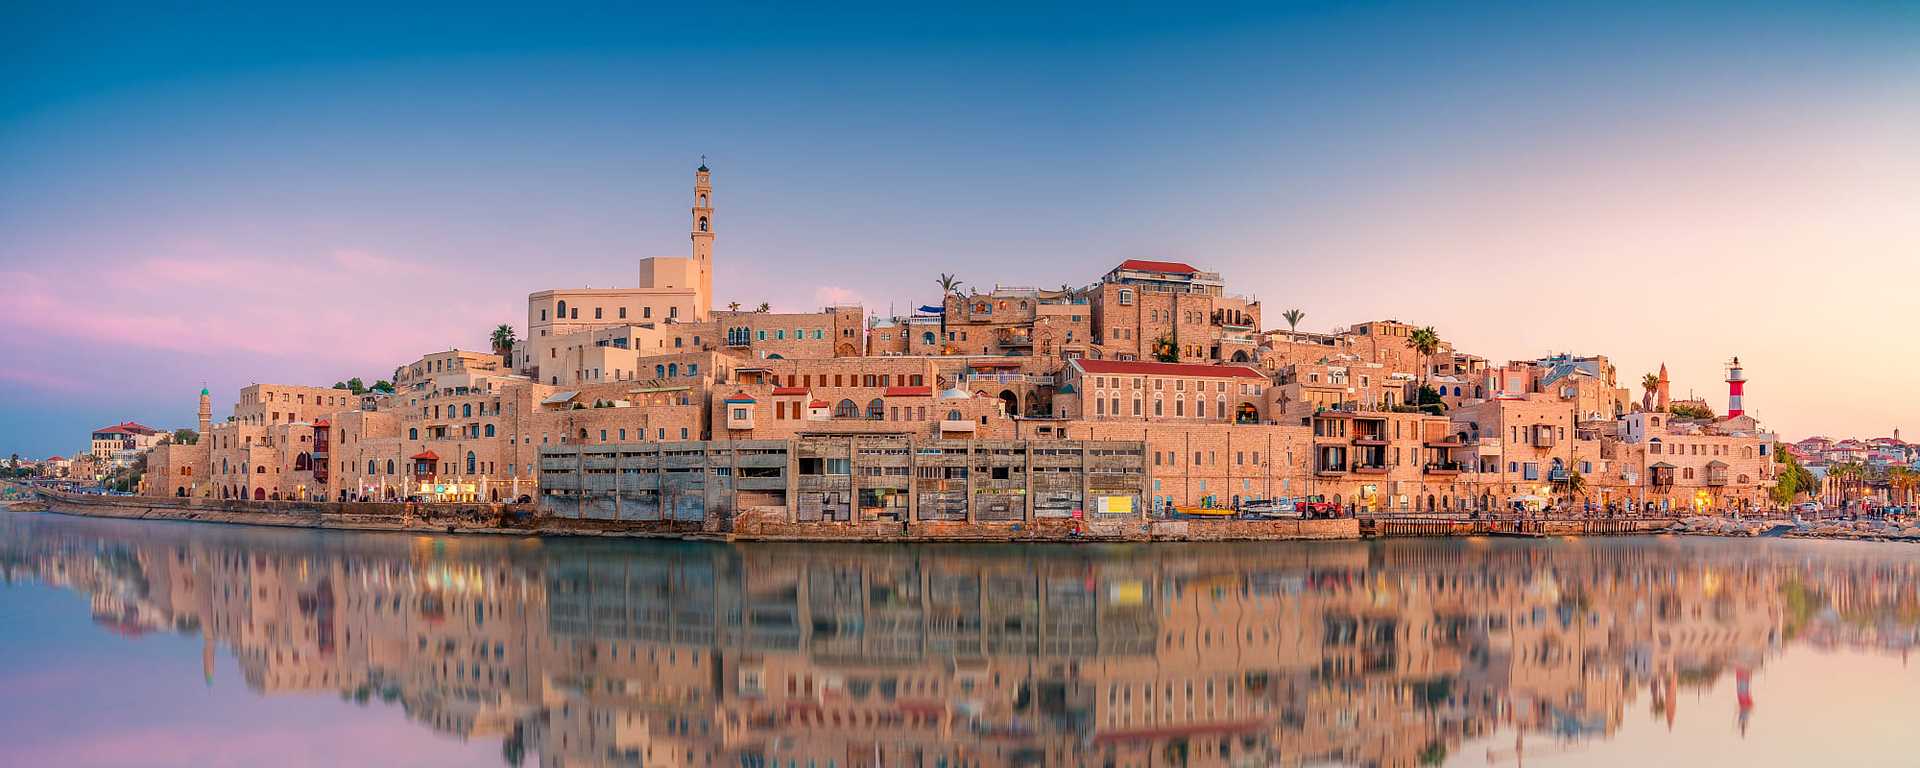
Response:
[3,514,1918,768]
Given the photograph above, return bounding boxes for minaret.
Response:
[691,160,714,320]
[1726,356,1746,418]
[1656,363,1670,412]
[197,387,212,436]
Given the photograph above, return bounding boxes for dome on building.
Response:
[1056,382,1077,395]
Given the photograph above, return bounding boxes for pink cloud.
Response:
[0,242,514,388]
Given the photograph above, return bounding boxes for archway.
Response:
[1230,350,1249,363]
[1234,403,1259,424]
[253,487,266,500]
[998,390,1019,415]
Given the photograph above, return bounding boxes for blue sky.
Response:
[4,2,1918,456]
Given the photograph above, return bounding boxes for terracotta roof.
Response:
[809,399,831,408]
[1073,359,1267,380]
[771,386,808,396]
[312,418,330,427]
[93,421,158,436]
[884,386,933,397]
[1114,259,1198,275]
[723,391,757,403]
[410,450,440,461]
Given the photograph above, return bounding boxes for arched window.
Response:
[556,300,568,318]
[667,363,679,377]
[947,410,963,421]
[255,465,266,474]
[466,451,477,474]
[409,428,418,440]
[386,459,395,475]
[368,460,376,474]
[294,453,310,471]
[462,403,471,418]
[921,331,935,346]
[698,216,709,232]
[484,424,495,437]
[867,399,885,420]
[835,399,860,418]
[656,364,666,377]
[578,428,588,440]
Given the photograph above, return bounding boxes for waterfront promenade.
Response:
[22,483,1697,542]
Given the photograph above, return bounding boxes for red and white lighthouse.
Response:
[1725,356,1747,417]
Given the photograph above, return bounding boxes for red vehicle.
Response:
[1294,496,1343,519]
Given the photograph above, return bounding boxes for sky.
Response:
[3,2,1917,457]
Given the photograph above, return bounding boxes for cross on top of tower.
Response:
[698,155,709,172]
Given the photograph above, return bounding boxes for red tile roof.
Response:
[93,421,159,436]
[809,399,830,408]
[771,386,808,396]
[1072,359,1267,379]
[723,391,757,403]
[884,386,933,397]
[410,450,440,461]
[1114,259,1198,275]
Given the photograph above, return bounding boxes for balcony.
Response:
[1547,467,1570,482]
[1352,436,1387,447]
[1531,429,1557,448]
[1352,464,1388,475]
[1423,462,1463,476]
[939,420,976,433]
[1423,437,1463,448]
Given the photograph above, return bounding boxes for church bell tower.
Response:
[691,160,714,320]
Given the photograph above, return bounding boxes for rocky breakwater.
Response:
[1669,515,1920,543]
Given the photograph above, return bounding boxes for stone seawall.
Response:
[40,491,1363,542]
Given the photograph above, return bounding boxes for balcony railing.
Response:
[1548,467,1570,482]
[961,373,1054,386]
[1353,464,1388,475]
[1423,462,1463,475]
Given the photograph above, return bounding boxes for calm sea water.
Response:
[1,512,1916,768]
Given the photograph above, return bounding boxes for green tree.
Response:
[1281,308,1305,340]
[1668,402,1714,420]
[935,274,964,353]
[371,380,394,394]
[490,324,517,358]
[1641,373,1661,407]
[171,428,198,445]
[1405,326,1441,393]
[1557,469,1588,509]
[1151,332,1179,363]
[346,377,366,395]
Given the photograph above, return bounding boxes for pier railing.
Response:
[1362,516,1680,537]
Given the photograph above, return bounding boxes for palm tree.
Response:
[490,324,517,359]
[727,301,741,312]
[1405,326,1441,394]
[1281,309,1305,341]
[755,302,770,313]
[936,274,964,353]
[1641,373,1661,410]
[1557,470,1588,514]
